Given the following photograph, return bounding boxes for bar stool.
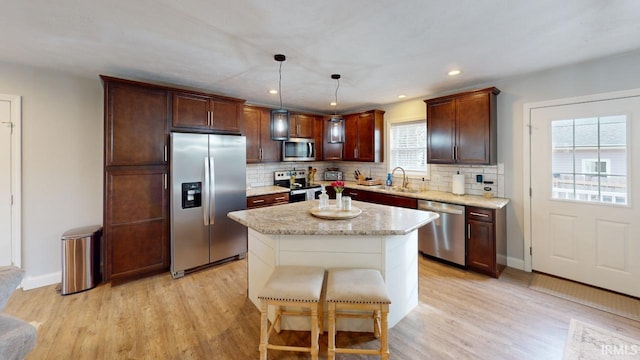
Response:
[257,266,325,360]
[326,268,391,360]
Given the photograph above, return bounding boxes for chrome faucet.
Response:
[391,167,409,188]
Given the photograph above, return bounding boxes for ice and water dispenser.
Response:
[182,182,202,209]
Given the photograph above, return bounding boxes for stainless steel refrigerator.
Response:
[170,132,247,278]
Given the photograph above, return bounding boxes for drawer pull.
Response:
[275,196,286,201]
[252,199,265,203]
[469,211,489,218]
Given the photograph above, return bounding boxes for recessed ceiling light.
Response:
[330,102,337,106]
[448,69,462,76]
[269,89,278,94]
[398,94,407,99]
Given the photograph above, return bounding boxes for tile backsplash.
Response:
[247,162,504,198]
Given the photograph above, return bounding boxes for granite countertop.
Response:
[247,181,509,209]
[329,181,510,209]
[246,185,290,197]
[228,200,439,236]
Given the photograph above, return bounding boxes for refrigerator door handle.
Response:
[203,157,210,226]
[209,155,215,225]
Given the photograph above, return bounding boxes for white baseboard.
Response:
[507,256,525,271]
[22,271,61,290]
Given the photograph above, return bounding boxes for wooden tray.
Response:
[309,206,362,220]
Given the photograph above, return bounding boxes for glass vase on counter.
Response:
[331,180,345,209]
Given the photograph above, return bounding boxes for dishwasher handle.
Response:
[418,201,464,215]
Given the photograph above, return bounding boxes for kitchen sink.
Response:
[387,186,420,193]
[358,185,421,193]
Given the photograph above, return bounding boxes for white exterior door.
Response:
[0,95,21,267]
[528,91,640,297]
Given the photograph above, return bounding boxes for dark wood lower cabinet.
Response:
[342,188,369,202]
[104,167,169,281]
[247,193,290,209]
[326,187,417,209]
[367,192,417,209]
[109,220,167,276]
[466,206,506,278]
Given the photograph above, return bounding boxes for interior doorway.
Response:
[0,94,21,267]
[524,89,640,297]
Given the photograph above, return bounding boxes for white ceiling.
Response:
[2,0,640,113]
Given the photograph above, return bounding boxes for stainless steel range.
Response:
[274,169,322,202]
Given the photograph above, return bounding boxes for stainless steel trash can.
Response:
[61,225,102,295]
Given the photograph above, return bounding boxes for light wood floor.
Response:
[6,256,640,359]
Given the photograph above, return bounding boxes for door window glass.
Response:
[551,115,628,205]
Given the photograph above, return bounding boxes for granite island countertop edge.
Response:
[228,200,439,236]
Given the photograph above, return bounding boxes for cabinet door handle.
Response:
[454,146,458,161]
[259,148,263,160]
[252,199,265,204]
[467,224,470,239]
[164,174,167,190]
[469,212,489,217]
[164,145,167,162]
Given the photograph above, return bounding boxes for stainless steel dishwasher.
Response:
[418,200,466,266]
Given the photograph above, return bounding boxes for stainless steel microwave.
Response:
[282,138,315,161]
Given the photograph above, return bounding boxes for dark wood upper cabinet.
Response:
[425,87,499,165]
[172,91,245,134]
[343,110,384,162]
[425,99,456,163]
[314,117,325,161]
[289,113,315,138]
[244,105,280,163]
[104,79,169,166]
[321,116,343,161]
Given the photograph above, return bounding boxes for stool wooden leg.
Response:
[381,306,390,360]
[328,302,336,360]
[318,298,324,335]
[311,304,319,360]
[259,301,269,360]
[373,309,381,338]
[274,306,282,333]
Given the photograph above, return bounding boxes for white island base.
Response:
[247,228,418,332]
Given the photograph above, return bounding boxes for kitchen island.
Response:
[227,200,438,332]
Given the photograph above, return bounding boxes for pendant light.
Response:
[328,74,344,143]
[270,54,290,140]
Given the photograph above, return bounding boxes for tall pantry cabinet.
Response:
[102,76,170,282]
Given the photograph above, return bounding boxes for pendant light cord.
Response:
[334,77,340,115]
[278,61,283,110]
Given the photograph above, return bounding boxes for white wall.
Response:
[381,49,640,268]
[0,62,103,289]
